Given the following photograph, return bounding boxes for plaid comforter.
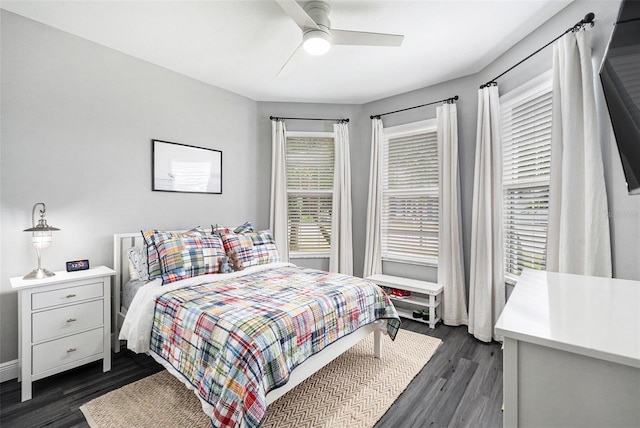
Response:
[150,265,400,428]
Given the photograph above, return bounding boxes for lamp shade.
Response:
[25,215,59,249]
[23,219,60,233]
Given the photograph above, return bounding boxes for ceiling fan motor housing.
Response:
[303,0,332,49]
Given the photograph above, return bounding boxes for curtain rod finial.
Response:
[584,12,595,24]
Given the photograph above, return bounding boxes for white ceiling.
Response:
[1,0,572,104]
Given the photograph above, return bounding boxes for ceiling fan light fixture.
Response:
[303,30,331,55]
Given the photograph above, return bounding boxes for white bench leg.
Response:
[429,294,436,329]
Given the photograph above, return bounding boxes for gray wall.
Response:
[2,0,639,367]
[254,0,639,291]
[359,0,639,286]
[0,11,267,364]
[475,0,640,282]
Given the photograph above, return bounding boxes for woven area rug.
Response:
[81,329,441,428]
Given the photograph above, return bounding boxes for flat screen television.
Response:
[599,0,640,195]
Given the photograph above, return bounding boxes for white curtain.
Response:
[270,119,289,262]
[468,85,505,342]
[547,29,612,277]
[363,118,384,278]
[437,103,468,326]
[330,122,353,275]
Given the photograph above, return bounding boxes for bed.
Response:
[113,227,400,427]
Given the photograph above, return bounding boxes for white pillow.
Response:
[126,246,149,282]
[128,259,139,281]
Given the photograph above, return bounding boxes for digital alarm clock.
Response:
[66,259,90,272]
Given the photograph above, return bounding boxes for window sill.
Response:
[290,253,330,259]
[382,256,438,268]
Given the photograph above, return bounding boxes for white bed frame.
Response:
[112,232,385,404]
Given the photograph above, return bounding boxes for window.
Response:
[285,132,335,256]
[501,73,553,279]
[381,119,439,265]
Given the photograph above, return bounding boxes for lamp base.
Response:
[23,268,55,280]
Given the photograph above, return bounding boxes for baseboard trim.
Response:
[0,359,18,383]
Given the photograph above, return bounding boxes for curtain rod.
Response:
[270,116,349,123]
[480,12,595,89]
[370,95,459,119]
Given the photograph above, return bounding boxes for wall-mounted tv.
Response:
[599,0,640,195]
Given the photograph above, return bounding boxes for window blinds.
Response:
[501,78,552,277]
[286,136,335,254]
[381,130,439,263]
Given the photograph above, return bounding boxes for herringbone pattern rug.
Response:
[81,329,441,427]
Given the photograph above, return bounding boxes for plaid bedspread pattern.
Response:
[150,266,400,428]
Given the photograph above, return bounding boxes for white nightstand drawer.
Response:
[32,328,104,375]
[31,282,103,310]
[32,300,104,342]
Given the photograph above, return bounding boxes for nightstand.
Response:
[10,265,115,402]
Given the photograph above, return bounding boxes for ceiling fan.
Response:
[275,0,404,76]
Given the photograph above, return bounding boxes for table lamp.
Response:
[23,202,60,279]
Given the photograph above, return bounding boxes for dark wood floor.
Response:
[376,321,503,428]
[0,322,503,428]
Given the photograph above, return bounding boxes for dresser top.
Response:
[10,265,116,290]
[495,269,640,368]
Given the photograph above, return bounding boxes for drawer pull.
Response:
[66,348,77,353]
[66,318,77,323]
[66,294,77,298]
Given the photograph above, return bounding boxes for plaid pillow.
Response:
[155,235,227,284]
[221,230,280,268]
[250,230,280,265]
[211,221,254,235]
[141,227,206,280]
[233,221,254,233]
[221,233,254,266]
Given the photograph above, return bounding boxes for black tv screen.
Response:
[599,0,640,195]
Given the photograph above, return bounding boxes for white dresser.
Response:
[495,269,640,428]
[11,265,115,402]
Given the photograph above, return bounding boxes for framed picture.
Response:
[152,139,222,194]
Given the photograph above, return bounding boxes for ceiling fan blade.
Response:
[275,0,319,31]
[277,43,305,77]
[330,29,404,47]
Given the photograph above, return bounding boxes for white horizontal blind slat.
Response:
[501,76,552,277]
[286,136,335,254]
[381,127,438,263]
